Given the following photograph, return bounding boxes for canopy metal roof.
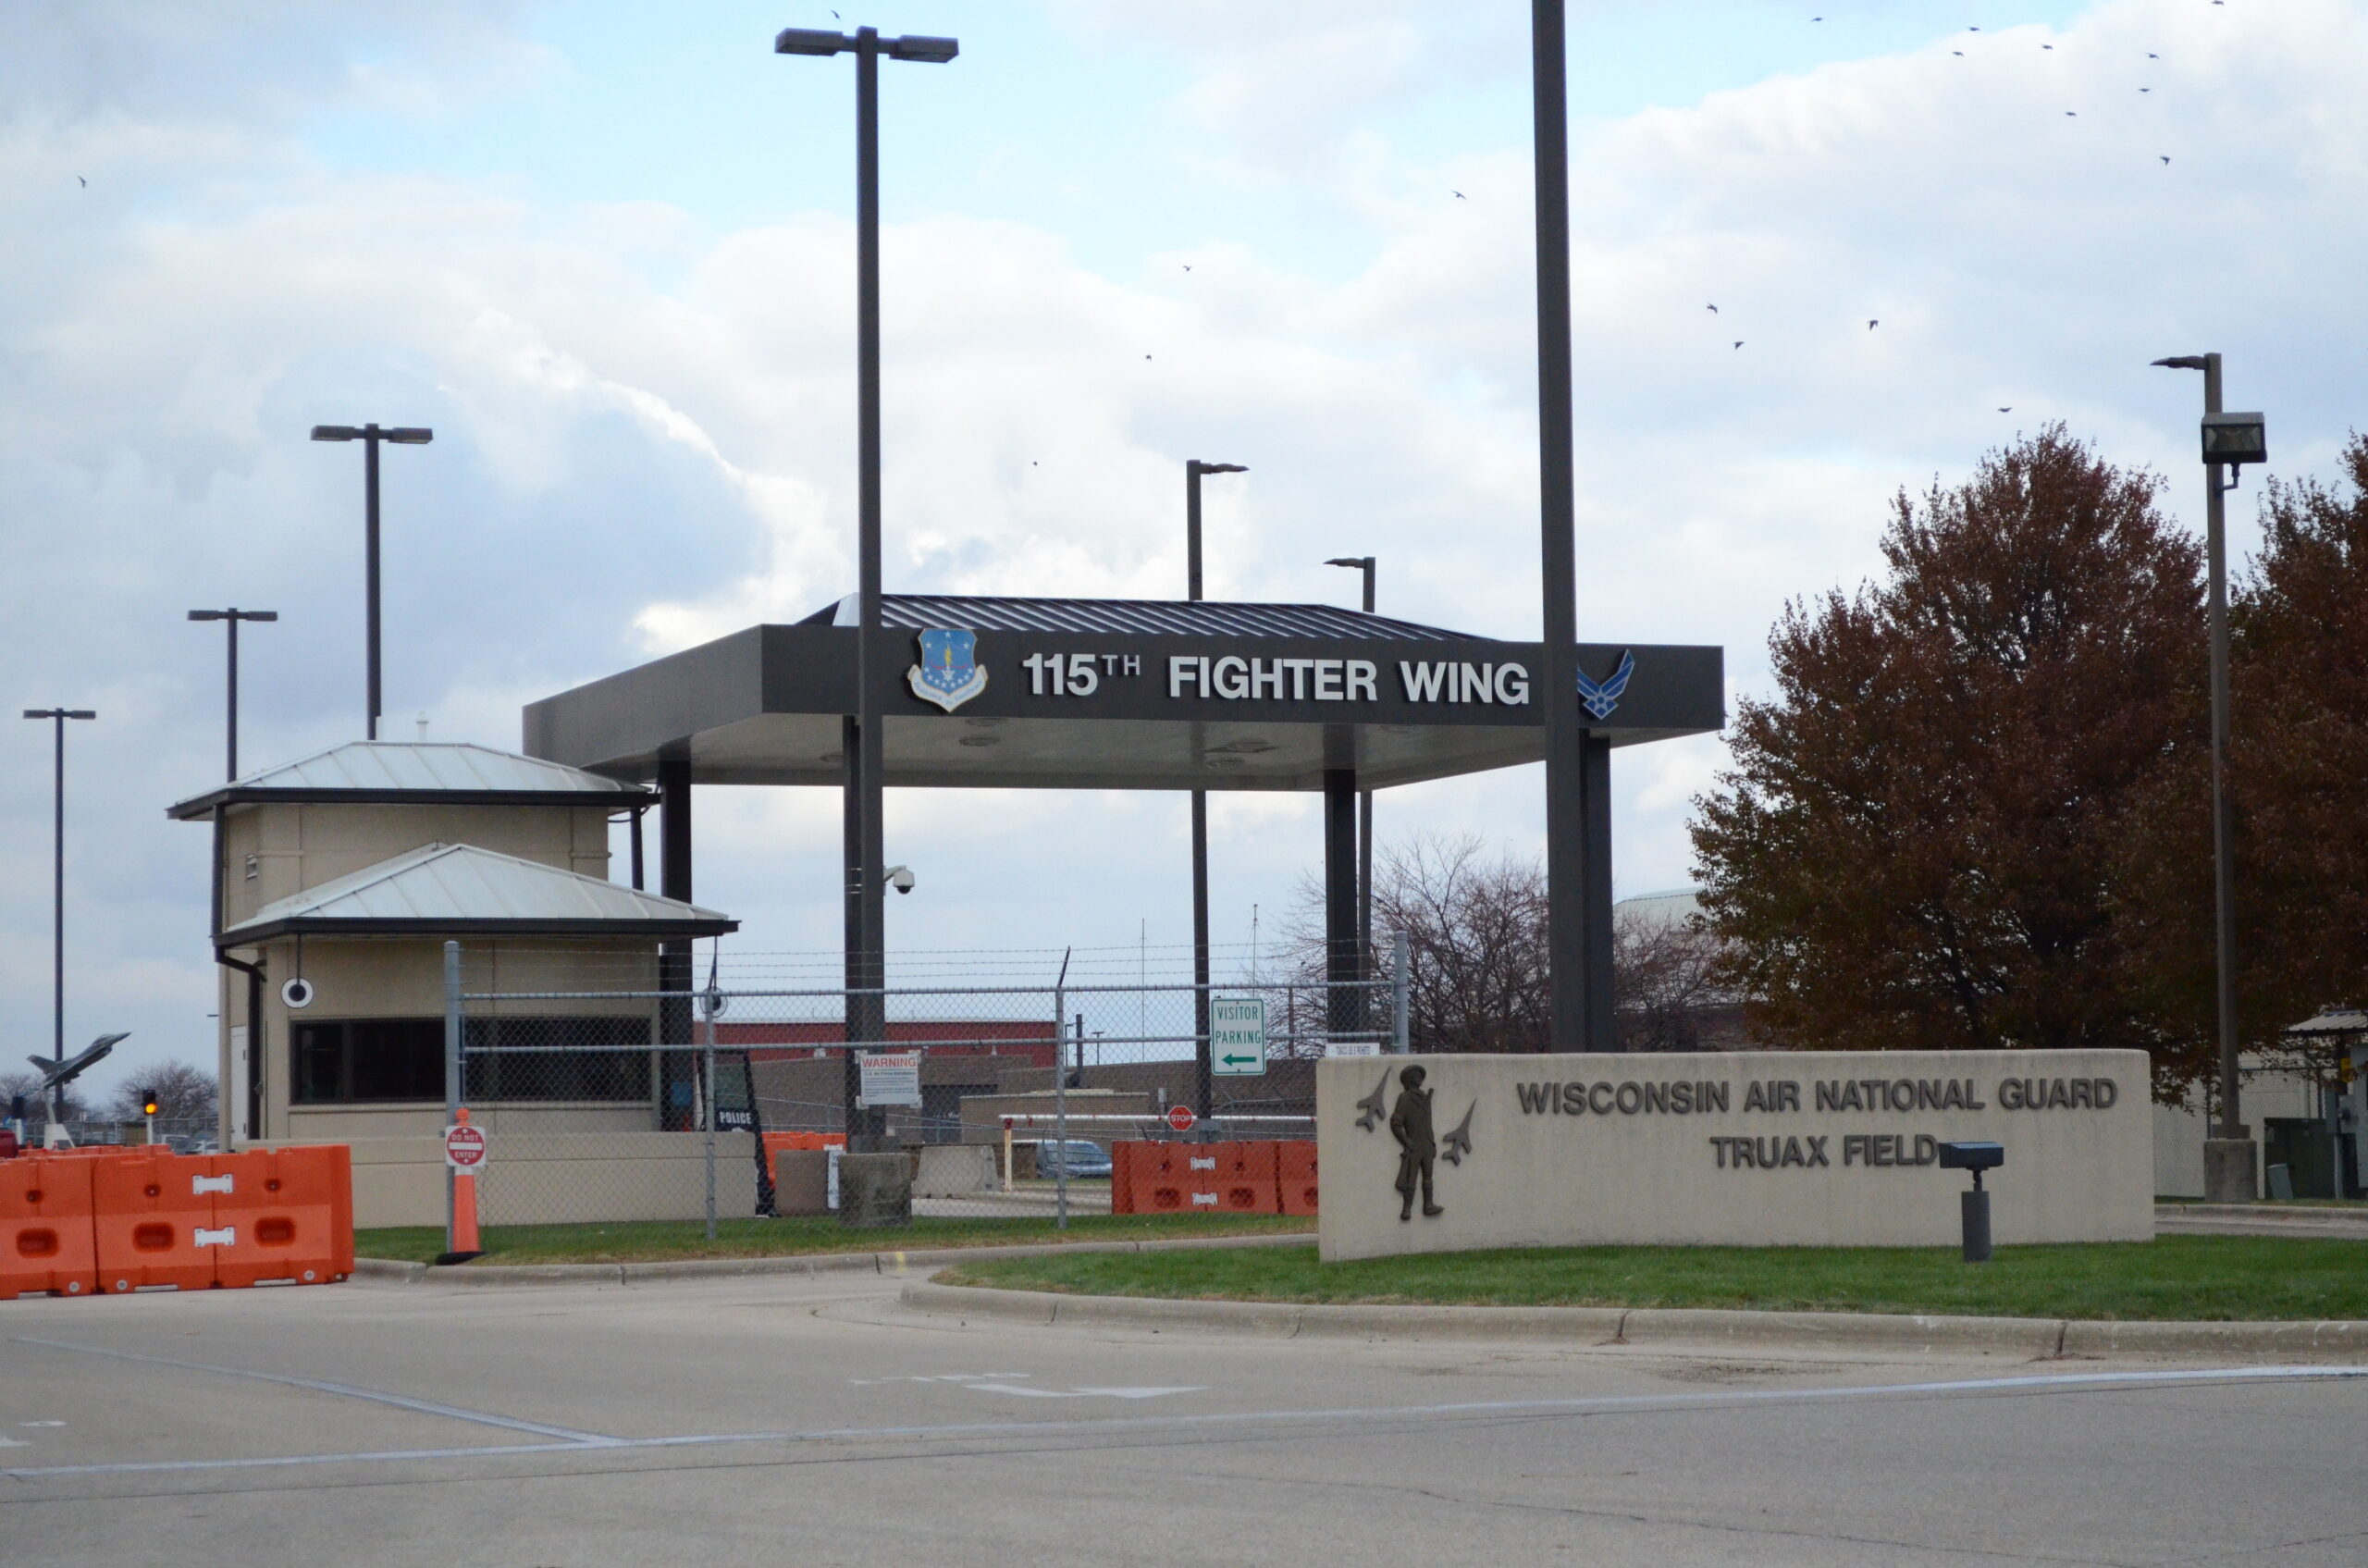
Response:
[169,741,653,820]
[219,843,735,942]
[525,595,1726,793]
[807,591,1475,641]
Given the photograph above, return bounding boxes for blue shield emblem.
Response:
[907,627,988,712]
[1576,649,1634,722]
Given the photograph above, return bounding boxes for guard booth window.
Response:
[464,1018,652,1103]
[291,1019,444,1103]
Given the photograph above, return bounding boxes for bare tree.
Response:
[100,1059,219,1123]
[1614,912,1740,1051]
[1289,833,1742,1054]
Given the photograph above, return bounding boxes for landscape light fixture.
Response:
[2152,352,2267,1195]
[310,423,434,739]
[1183,458,1249,1125]
[23,707,96,1070]
[773,19,956,1151]
[188,608,278,779]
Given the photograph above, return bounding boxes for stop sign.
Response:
[444,1123,487,1171]
[1166,1105,1197,1133]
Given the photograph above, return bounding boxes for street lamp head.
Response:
[775,26,850,55]
[2202,412,2268,468]
[1189,461,1248,476]
[22,709,95,721]
[382,427,433,445]
[887,34,958,62]
[2151,356,2213,372]
[1325,557,1375,570]
[189,610,226,622]
[310,425,362,441]
[190,609,278,623]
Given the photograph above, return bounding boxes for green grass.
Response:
[355,1212,1312,1266]
[938,1236,2368,1322]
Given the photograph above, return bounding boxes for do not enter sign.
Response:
[444,1123,487,1171]
[1166,1105,1196,1133]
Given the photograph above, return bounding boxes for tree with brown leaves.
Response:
[1692,426,2205,1064]
[2120,433,2368,1093]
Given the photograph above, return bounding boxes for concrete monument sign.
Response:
[1316,1051,2152,1263]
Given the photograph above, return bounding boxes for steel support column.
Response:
[659,757,694,1127]
[1325,768,1363,1042]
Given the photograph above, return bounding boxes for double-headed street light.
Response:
[1326,556,1379,980]
[775,23,957,1149]
[2151,352,2267,1200]
[187,609,278,780]
[310,424,432,740]
[1185,459,1247,1122]
[22,707,96,1068]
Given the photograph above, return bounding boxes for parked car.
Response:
[1034,1139,1112,1179]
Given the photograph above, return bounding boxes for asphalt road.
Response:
[4,1272,2364,1567]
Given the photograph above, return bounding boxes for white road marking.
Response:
[6,1364,2361,1483]
[20,1421,68,1427]
[964,1384,1207,1400]
[848,1372,1032,1386]
[15,1338,620,1446]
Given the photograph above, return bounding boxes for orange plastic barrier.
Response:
[2,1155,97,1301]
[1276,1141,1318,1216]
[91,1147,215,1292]
[1110,1142,1141,1215]
[1137,1141,1278,1215]
[209,1146,353,1288]
[763,1131,846,1186]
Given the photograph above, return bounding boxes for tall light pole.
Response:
[1325,556,1378,976]
[187,609,278,780]
[1529,1,1611,1053]
[22,708,96,1067]
[776,23,957,1150]
[309,424,432,740]
[1187,458,1246,1122]
[2152,352,2268,1201]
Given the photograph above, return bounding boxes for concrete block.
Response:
[915,1143,997,1197]
[837,1152,913,1229]
[2204,1138,2261,1203]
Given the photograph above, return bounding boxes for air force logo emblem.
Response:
[908,627,988,712]
[1576,648,1634,722]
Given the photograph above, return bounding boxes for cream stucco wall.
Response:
[271,1133,759,1229]
[1317,1051,2154,1262]
[216,801,611,930]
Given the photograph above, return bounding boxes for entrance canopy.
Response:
[524,595,1724,791]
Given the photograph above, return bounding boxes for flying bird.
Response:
[2066,110,2078,117]
[1181,264,1191,271]
[77,175,85,187]
[2160,154,2172,164]
[2140,87,2152,93]
[1733,340,1745,350]
[1997,406,2012,413]
[1868,319,1879,329]
[2149,52,2160,59]
[1707,303,1719,313]
[2042,43,2054,50]
[1953,49,1965,56]
[1451,190,1466,200]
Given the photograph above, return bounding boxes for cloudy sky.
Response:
[5,0,2362,1094]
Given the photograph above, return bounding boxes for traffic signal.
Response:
[141,1087,160,1117]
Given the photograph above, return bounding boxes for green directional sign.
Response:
[1210,995,1268,1077]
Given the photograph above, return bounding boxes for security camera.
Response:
[884,865,916,895]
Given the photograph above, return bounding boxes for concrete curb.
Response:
[898,1280,2368,1361]
[351,1228,1312,1288]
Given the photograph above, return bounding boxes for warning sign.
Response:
[857,1049,923,1108]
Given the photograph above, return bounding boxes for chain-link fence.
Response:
[441,937,1406,1251]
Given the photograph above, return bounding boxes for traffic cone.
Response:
[438,1107,484,1266]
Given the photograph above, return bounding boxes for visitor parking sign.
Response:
[1211,996,1267,1077]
